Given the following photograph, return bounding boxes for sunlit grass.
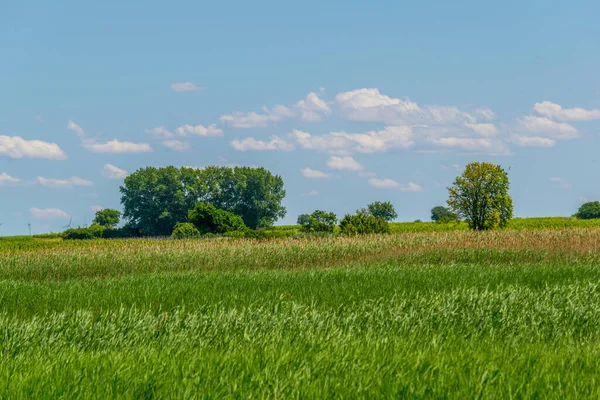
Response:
[1,228,600,397]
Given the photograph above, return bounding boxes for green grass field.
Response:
[2,226,600,398]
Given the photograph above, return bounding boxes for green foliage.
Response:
[575,201,600,220]
[93,208,121,228]
[367,201,397,221]
[297,214,311,225]
[4,230,600,396]
[339,211,390,235]
[63,224,105,240]
[120,166,286,235]
[120,166,199,236]
[447,162,513,230]
[430,206,457,223]
[170,222,200,239]
[300,210,337,233]
[188,203,247,234]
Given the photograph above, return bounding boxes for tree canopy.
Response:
[299,210,337,233]
[120,166,286,235]
[430,206,456,223]
[93,208,121,228]
[447,162,513,230]
[367,201,397,222]
[575,201,600,220]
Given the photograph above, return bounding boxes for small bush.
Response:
[63,224,105,240]
[339,211,390,235]
[171,222,200,239]
[299,210,337,233]
[188,203,247,234]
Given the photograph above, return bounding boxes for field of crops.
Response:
[2,228,600,397]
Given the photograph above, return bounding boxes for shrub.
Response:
[299,210,337,233]
[63,224,105,240]
[171,222,200,239]
[431,206,457,223]
[575,201,600,220]
[339,211,390,235]
[296,214,311,225]
[188,203,247,234]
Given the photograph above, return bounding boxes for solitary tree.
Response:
[447,162,513,230]
[367,201,398,222]
[575,201,600,219]
[430,206,456,223]
[93,208,121,228]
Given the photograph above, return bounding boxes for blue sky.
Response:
[1,0,600,235]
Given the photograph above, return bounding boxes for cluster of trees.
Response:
[65,166,287,239]
[297,201,395,235]
[63,161,600,240]
[120,166,286,235]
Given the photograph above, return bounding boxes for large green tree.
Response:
[447,162,513,230]
[430,206,456,223]
[367,201,397,222]
[93,208,121,228]
[575,201,600,219]
[120,166,286,235]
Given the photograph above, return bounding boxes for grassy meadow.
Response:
[2,223,600,397]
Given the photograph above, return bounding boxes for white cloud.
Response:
[464,122,498,136]
[294,92,331,121]
[67,120,85,138]
[37,176,94,189]
[326,156,364,171]
[335,88,422,123]
[102,164,128,180]
[170,82,203,92]
[428,137,504,153]
[0,172,21,186]
[220,105,295,128]
[162,140,191,152]
[220,91,331,128]
[534,101,600,122]
[510,135,556,147]
[549,177,562,182]
[175,124,223,137]
[290,127,414,155]
[68,121,153,153]
[308,189,318,196]
[518,116,579,139]
[230,135,294,151]
[400,182,423,192]
[367,179,423,191]
[146,126,173,139]
[301,168,329,179]
[475,108,496,121]
[30,208,69,219]
[0,136,67,160]
[335,88,478,126]
[91,205,104,213]
[83,140,152,153]
[368,178,400,188]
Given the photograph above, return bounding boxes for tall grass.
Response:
[1,228,600,397]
